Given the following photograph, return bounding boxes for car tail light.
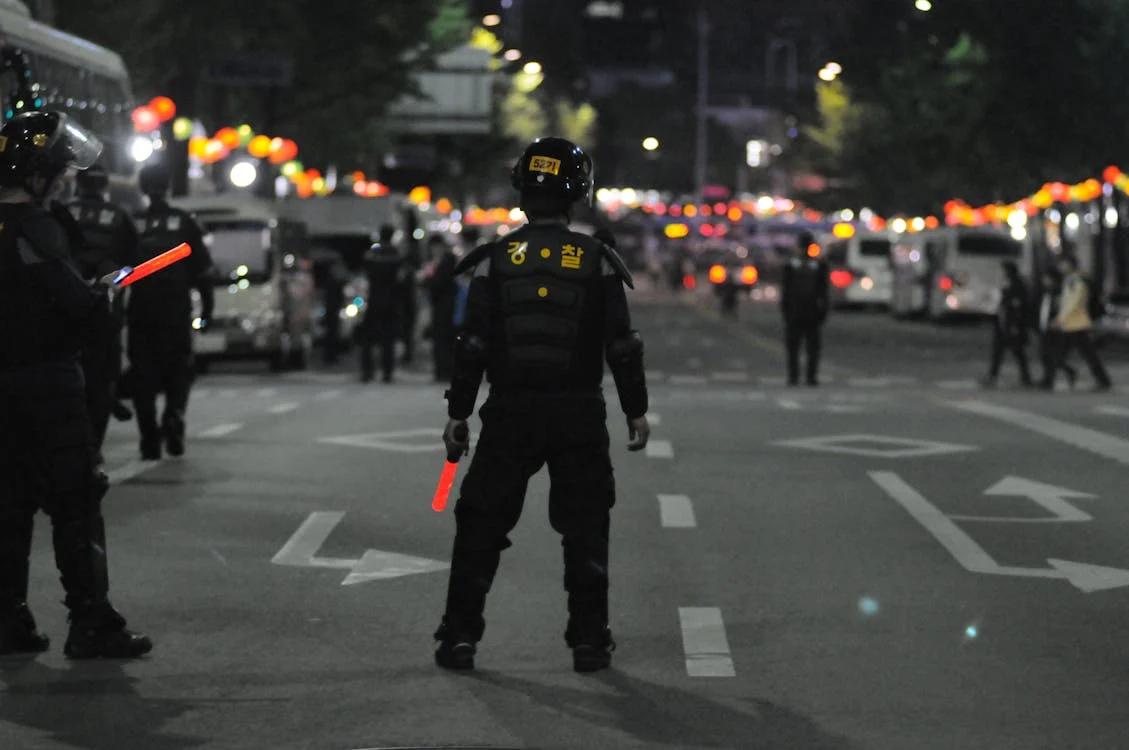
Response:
[683,274,697,289]
[708,264,727,284]
[830,269,853,288]
[740,265,758,285]
[938,275,953,291]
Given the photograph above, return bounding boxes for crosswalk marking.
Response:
[658,494,696,528]
[197,423,243,438]
[646,439,674,459]
[679,607,735,677]
[268,402,300,415]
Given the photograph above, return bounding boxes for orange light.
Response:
[683,205,697,218]
[351,170,365,183]
[740,265,758,285]
[925,215,940,229]
[131,106,160,133]
[1104,165,1122,184]
[701,205,712,217]
[708,264,727,284]
[270,138,298,164]
[664,223,690,239]
[149,96,176,122]
[1049,182,1068,202]
[830,269,853,288]
[353,181,366,196]
[409,186,432,204]
[727,206,743,222]
[807,243,821,257]
[306,169,322,180]
[682,274,697,289]
[188,136,209,159]
[215,127,240,150]
[832,222,856,239]
[436,198,453,214]
[365,181,380,197]
[248,135,272,159]
[938,276,953,291]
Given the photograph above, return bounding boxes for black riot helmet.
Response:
[0,111,103,194]
[75,160,109,196]
[510,137,594,215]
[138,162,170,198]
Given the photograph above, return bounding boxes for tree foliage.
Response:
[47,0,471,165]
[813,0,1129,215]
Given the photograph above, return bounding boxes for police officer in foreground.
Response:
[780,230,830,386]
[433,136,650,673]
[129,162,214,460]
[0,111,151,658]
[62,161,142,460]
[359,224,407,383]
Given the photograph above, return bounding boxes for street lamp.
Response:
[818,62,841,82]
[229,160,258,188]
[483,13,501,26]
[642,136,659,151]
[915,0,932,10]
[523,60,542,75]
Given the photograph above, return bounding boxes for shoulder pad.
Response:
[600,242,634,289]
[453,242,495,276]
[19,208,70,261]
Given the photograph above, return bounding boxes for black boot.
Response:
[163,413,185,457]
[111,401,133,422]
[571,628,616,673]
[0,603,50,656]
[140,435,161,461]
[434,640,476,671]
[64,601,152,660]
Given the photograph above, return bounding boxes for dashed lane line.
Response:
[646,439,674,459]
[679,607,736,677]
[658,494,696,528]
[268,402,300,415]
[197,423,243,438]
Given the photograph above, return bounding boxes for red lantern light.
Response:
[149,96,176,122]
[215,127,240,150]
[1049,182,1068,202]
[1104,166,1122,184]
[269,138,298,164]
[131,106,160,133]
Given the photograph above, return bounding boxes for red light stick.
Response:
[432,424,469,512]
[116,243,192,287]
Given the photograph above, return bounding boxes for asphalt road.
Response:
[5,283,1129,750]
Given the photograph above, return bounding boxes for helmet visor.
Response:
[55,113,103,170]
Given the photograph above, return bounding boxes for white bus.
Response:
[0,0,139,206]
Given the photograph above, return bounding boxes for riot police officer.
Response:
[359,225,407,383]
[0,111,151,658]
[129,162,214,460]
[62,161,142,461]
[434,137,650,673]
[780,231,830,386]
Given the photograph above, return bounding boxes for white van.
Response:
[174,196,316,371]
[890,226,1028,320]
[822,229,894,308]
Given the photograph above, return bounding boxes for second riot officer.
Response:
[358,225,407,383]
[129,163,214,460]
[61,161,142,461]
[780,230,830,386]
[0,111,151,658]
[433,136,651,674]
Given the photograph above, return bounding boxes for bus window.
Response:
[826,240,848,265]
[859,239,891,257]
[958,235,1021,257]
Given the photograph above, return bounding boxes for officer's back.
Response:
[363,228,405,314]
[476,222,610,395]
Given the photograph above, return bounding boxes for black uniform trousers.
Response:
[785,317,823,384]
[0,362,110,612]
[359,309,399,382]
[1043,330,1111,388]
[988,329,1032,384]
[82,316,124,460]
[430,301,456,381]
[128,324,194,444]
[401,284,418,364]
[1039,330,1077,384]
[438,394,615,648]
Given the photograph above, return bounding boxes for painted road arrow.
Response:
[948,476,1096,523]
[870,471,1129,593]
[272,511,449,585]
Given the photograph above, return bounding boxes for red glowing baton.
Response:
[432,424,469,512]
[115,243,193,287]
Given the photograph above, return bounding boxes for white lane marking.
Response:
[777,398,802,410]
[1095,405,1129,417]
[669,374,708,386]
[257,388,278,398]
[658,494,696,528]
[197,423,243,438]
[105,460,162,485]
[646,439,673,458]
[936,379,979,390]
[679,607,736,677]
[950,400,1129,466]
[316,389,343,401]
[710,371,750,383]
[271,511,353,569]
[268,402,300,415]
